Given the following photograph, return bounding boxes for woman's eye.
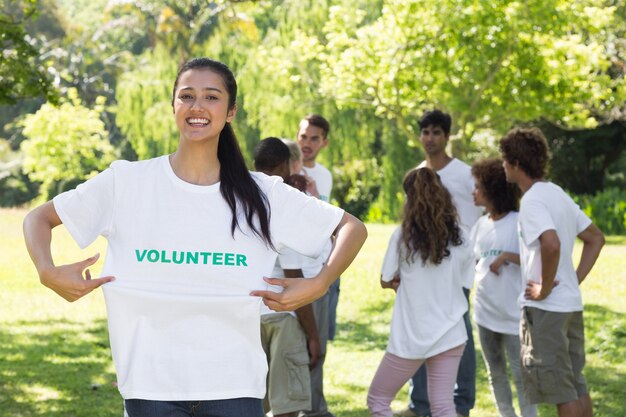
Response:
[206,95,218,100]
[180,94,193,100]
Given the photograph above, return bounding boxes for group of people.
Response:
[22,57,605,417]
[367,111,604,417]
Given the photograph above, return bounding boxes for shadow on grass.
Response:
[0,318,121,417]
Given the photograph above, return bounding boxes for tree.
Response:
[20,88,116,199]
[0,0,58,104]
[316,0,625,148]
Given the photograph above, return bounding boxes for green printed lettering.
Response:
[224,253,235,266]
[161,250,171,263]
[186,252,198,264]
[200,252,211,264]
[236,254,247,267]
[135,249,148,262]
[147,250,159,263]
[212,252,223,265]
[172,251,184,264]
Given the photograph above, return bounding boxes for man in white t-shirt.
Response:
[398,110,482,417]
[500,128,604,417]
[296,114,336,417]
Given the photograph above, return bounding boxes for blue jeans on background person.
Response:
[125,398,264,417]
[408,288,476,416]
[328,278,341,341]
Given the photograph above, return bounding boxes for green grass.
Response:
[1,210,625,416]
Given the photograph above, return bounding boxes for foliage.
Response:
[0,139,39,206]
[20,88,116,199]
[115,47,179,160]
[542,120,626,194]
[573,188,626,235]
[332,158,382,220]
[316,0,625,147]
[0,0,59,104]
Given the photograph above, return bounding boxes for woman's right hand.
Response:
[40,253,115,302]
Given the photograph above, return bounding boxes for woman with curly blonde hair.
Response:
[367,167,473,417]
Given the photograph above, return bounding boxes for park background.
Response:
[1,0,625,416]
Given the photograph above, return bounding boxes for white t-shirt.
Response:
[381,227,471,359]
[518,182,591,312]
[303,162,332,202]
[418,158,482,233]
[470,212,523,335]
[53,155,344,401]
[261,239,331,316]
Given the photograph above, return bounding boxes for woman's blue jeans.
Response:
[125,398,264,417]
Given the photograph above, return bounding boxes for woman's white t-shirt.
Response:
[470,212,523,335]
[52,156,344,401]
[381,227,471,359]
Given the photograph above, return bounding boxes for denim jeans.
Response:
[409,288,476,416]
[478,325,537,417]
[125,398,264,417]
[328,278,341,341]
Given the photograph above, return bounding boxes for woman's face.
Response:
[173,69,237,143]
[472,178,487,207]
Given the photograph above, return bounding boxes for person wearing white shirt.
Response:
[22,58,367,417]
[367,167,471,417]
[400,110,481,417]
[296,114,338,417]
[500,127,604,417]
[470,158,536,417]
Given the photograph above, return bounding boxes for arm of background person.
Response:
[23,201,114,302]
[575,223,605,284]
[284,268,321,369]
[489,251,521,275]
[380,274,400,292]
[252,212,367,311]
[525,229,560,300]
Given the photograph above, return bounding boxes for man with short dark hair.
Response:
[500,127,604,417]
[296,115,337,417]
[397,109,481,417]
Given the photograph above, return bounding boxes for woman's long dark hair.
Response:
[401,167,463,265]
[172,58,273,247]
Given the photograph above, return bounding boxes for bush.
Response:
[332,158,382,221]
[573,188,626,235]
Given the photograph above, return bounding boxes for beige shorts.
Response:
[520,307,588,404]
[261,313,311,415]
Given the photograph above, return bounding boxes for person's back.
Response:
[500,127,604,417]
[385,227,471,358]
[518,181,588,311]
[368,167,470,417]
[254,136,321,417]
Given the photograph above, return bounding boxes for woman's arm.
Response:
[23,201,114,302]
[489,251,520,275]
[380,274,400,292]
[251,212,367,311]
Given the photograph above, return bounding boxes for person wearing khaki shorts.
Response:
[500,128,605,417]
[262,312,313,415]
[520,308,587,404]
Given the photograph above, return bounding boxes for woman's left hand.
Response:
[251,276,329,312]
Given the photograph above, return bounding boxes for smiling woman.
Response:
[22,57,367,417]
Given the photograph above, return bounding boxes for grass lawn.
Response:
[1,209,625,416]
